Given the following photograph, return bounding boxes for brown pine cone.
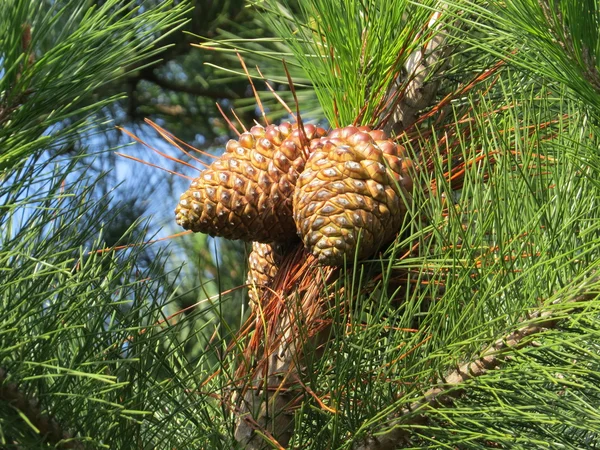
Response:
[293,125,413,266]
[175,122,326,242]
[246,241,286,306]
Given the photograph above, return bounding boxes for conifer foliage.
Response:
[2,0,600,449]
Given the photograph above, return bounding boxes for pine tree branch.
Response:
[0,367,83,449]
[140,70,240,100]
[537,0,600,92]
[124,0,246,74]
[149,103,186,117]
[233,316,297,450]
[382,7,451,135]
[233,252,334,449]
[0,89,32,127]
[354,273,600,450]
[0,24,34,127]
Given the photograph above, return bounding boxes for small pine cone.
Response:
[246,241,286,306]
[293,126,413,266]
[175,122,326,242]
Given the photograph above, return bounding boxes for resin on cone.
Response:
[246,241,286,306]
[293,126,413,266]
[175,122,326,242]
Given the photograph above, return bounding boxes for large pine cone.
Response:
[293,126,413,266]
[246,241,286,306]
[175,123,326,242]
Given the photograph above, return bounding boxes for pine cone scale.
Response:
[175,122,326,243]
[176,121,413,267]
[293,126,412,265]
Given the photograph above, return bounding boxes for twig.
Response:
[0,367,84,449]
[354,274,600,450]
[233,249,335,449]
[380,6,451,135]
[0,24,35,126]
[141,70,238,100]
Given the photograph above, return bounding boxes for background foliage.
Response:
[1,0,600,449]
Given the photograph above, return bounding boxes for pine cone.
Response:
[293,126,413,266]
[175,122,326,242]
[246,241,286,306]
